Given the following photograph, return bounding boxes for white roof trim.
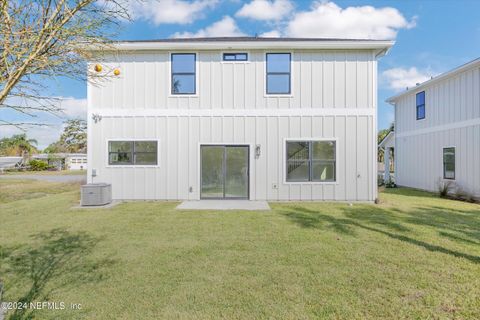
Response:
[386,57,480,104]
[378,131,394,148]
[89,40,394,53]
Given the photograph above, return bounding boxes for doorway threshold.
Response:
[176,200,270,211]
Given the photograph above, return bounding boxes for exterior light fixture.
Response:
[92,113,102,123]
[113,68,120,76]
[255,144,261,158]
[94,64,102,72]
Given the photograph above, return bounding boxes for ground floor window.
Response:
[108,141,157,165]
[443,147,455,179]
[286,140,336,182]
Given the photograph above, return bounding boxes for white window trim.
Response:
[283,138,339,185]
[220,51,251,64]
[442,145,456,181]
[264,51,294,98]
[105,139,161,168]
[168,51,199,97]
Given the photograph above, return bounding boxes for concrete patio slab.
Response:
[176,200,271,211]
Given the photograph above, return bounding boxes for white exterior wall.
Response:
[394,64,480,197]
[88,49,379,201]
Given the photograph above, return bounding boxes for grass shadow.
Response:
[0,229,115,320]
[278,201,480,264]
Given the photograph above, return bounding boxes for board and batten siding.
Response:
[88,48,380,201]
[394,65,480,197]
[89,50,376,110]
[90,115,374,201]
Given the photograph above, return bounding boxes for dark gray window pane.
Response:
[287,160,309,181]
[135,141,157,152]
[443,148,455,179]
[312,161,335,181]
[109,141,132,152]
[135,153,157,165]
[267,53,290,72]
[109,152,133,165]
[172,74,195,94]
[312,141,335,160]
[172,54,195,73]
[267,74,290,94]
[287,142,309,160]
[417,104,425,119]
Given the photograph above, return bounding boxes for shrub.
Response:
[385,178,396,188]
[437,180,454,198]
[28,159,49,171]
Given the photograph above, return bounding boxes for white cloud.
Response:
[236,0,293,21]
[382,67,433,91]
[58,98,87,119]
[285,1,415,39]
[173,16,245,38]
[260,30,281,37]
[129,0,218,25]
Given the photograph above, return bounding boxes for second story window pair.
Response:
[170,52,292,95]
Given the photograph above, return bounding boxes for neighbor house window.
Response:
[416,91,425,120]
[108,141,157,165]
[266,53,291,94]
[223,53,248,61]
[443,147,455,180]
[286,141,336,182]
[171,53,196,94]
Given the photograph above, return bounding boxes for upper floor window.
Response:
[266,53,291,94]
[223,53,248,61]
[108,141,158,166]
[416,91,425,120]
[286,140,336,182]
[171,53,196,95]
[443,147,455,180]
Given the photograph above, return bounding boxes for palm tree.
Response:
[0,134,38,160]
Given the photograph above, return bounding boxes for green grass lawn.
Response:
[2,170,86,176]
[0,180,479,319]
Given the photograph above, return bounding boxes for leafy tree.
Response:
[45,119,86,153]
[0,134,38,158]
[0,0,131,127]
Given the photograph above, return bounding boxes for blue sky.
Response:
[2,0,480,148]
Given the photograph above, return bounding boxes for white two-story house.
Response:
[87,37,393,201]
[387,58,480,199]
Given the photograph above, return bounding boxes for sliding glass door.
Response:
[201,145,249,199]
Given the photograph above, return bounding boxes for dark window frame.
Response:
[416,91,425,120]
[443,147,455,180]
[171,53,196,95]
[223,53,248,61]
[108,140,158,166]
[266,53,291,95]
[286,140,336,183]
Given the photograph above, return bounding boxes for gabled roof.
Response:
[386,57,480,105]
[95,37,394,56]
[378,131,395,149]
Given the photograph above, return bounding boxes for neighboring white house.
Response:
[65,154,88,170]
[378,130,394,182]
[33,153,87,170]
[87,37,394,201]
[387,58,480,198]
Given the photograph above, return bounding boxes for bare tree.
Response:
[0,0,131,127]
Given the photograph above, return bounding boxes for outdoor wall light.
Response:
[255,144,261,158]
[92,113,102,123]
[94,64,102,72]
[113,68,121,76]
